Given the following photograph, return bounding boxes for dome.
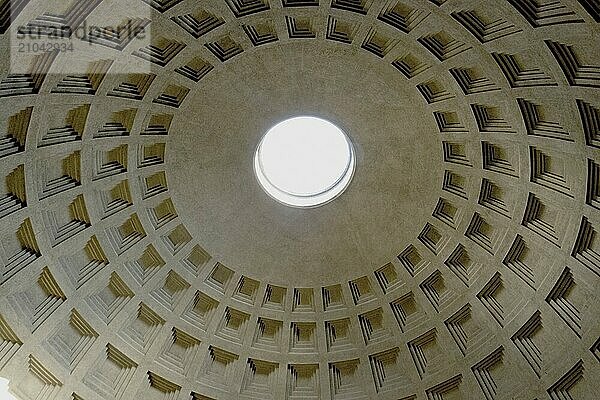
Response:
[0,0,598,399]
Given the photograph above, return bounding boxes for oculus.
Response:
[254,116,355,208]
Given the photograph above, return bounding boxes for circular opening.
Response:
[0,378,17,400]
[254,116,355,208]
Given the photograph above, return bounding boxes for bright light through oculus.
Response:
[0,378,18,400]
[254,116,355,208]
